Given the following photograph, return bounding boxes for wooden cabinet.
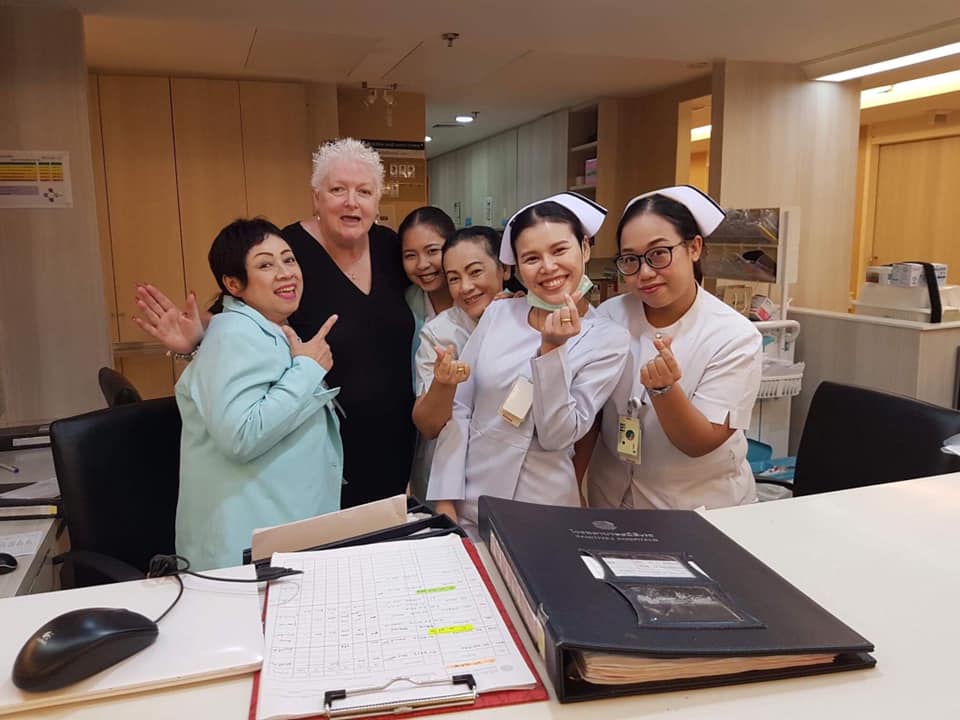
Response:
[98,75,185,344]
[239,81,313,225]
[517,111,567,208]
[90,75,315,398]
[171,78,248,307]
[97,75,182,396]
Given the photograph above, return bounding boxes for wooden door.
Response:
[871,134,960,284]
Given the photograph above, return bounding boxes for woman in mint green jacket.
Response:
[174,218,342,570]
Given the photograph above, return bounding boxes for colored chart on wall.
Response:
[0,150,73,208]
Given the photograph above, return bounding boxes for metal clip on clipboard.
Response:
[323,674,477,719]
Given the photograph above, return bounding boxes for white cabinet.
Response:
[428,110,566,227]
[517,110,568,207]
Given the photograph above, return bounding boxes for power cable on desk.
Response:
[146,553,302,624]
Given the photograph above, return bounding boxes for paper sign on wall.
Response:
[0,151,73,208]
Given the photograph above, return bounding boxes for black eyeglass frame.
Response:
[614,241,687,276]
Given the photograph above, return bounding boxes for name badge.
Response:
[500,377,534,427]
[617,415,641,464]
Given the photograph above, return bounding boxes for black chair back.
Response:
[51,397,181,586]
[98,366,142,407]
[794,381,960,497]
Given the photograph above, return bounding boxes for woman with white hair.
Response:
[135,138,416,508]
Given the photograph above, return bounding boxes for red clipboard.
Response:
[248,536,549,720]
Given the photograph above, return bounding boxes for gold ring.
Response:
[456,364,466,375]
[560,317,573,324]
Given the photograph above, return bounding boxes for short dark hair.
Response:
[616,194,703,283]
[508,201,586,262]
[207,218,284,312]
[443,226,524,293]
[443,226,501,260]
[397,206,456,245]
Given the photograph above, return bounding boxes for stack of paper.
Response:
[257,534,535,720]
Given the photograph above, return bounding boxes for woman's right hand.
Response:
[434,500,458,523]
[133,284,204,354]
[432,345,471,385]
[282,315,338,371]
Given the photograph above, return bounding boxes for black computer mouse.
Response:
[12,607,159,692]
[0,552,16,575]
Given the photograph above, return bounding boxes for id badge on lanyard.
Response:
[617,396,642,464]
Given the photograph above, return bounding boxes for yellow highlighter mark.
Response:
[416,585,456,595]
[428,625,474,636]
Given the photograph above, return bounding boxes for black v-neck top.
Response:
[283,222,414,507]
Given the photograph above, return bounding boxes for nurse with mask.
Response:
[427,192,629,536]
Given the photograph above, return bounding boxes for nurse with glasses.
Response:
[581,185,763,511]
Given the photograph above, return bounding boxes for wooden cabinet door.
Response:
[98,75,181,396]
[87,75,119,344]
[98,75,185,341]
[239,81,312,227]
[171,78,248,309]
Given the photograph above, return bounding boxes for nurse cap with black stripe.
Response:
[499,191,607,265]
[622,185,726,237]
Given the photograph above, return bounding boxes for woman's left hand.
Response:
[540,293,581,354]
[640,335,682,392]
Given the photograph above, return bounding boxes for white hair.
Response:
[310,138,384,196]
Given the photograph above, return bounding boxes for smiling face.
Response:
[223,234,302,324]
[514,221,589,305]
[443,239,508,320]
[312,159,379,244]
[619,211,701,317]
[402,224,447,293]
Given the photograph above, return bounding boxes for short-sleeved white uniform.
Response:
[588,287,762,510]
[408,306,478,501]
[428,297,629,534]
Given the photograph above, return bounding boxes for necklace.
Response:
[315,215,367,281]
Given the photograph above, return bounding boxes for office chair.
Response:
[97,366,143,407]
[50,397,181,587]
[791,381,960,497]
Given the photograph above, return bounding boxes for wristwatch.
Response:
[647,384,673,397]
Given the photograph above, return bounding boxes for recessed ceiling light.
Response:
[455,115,475,124]
[425,135,432,142]
[860,70,960,109]
[816,41,960,82]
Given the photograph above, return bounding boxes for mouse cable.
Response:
[147,554,303,624]
[152,573,184,624]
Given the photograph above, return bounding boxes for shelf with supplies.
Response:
[703,207,802,459]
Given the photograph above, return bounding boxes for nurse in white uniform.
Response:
[408,226,514,501]
[428,193,630,535]
[585,185,762,510]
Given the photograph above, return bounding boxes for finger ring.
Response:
[560,317,573,325]
[456,364,466,375]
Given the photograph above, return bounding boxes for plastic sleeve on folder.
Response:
[247,537,548,720]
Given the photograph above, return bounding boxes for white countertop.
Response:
[791,305,960,331]
[12,473,960,719]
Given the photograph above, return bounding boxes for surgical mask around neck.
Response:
[526,273,594,312]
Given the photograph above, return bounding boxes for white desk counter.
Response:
[1,447,63,598]
[0,518,61,598]
[14,473,960,719]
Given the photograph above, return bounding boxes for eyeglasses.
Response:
[614,242,685,276]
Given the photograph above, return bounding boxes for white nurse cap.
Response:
[622,185,726,237]
[499,191,607,265]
